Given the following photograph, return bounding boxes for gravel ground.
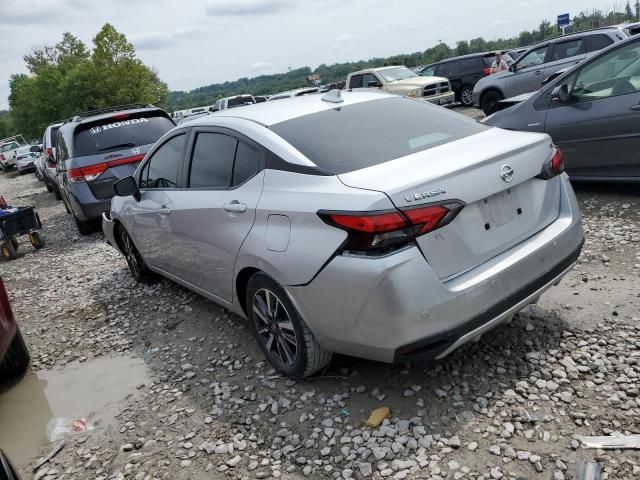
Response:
[1,125,640,480]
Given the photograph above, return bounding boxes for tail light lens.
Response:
[46,147,53,157]
[0,154,5,161]
[319,201,465,254]
[483,67,492,76]
[537,148,565,180]
[67,154,145,183]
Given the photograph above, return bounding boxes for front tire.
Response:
[53,186,62,201]
[0,327,30,384]
[44,178,53,192]
[247,274,332,378]
[460,85,474,107]
[481,90,503,115]
[118,227,156,283]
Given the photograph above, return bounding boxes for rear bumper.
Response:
[17,162,35,173]
[66,183,111,222]
[287,174,583,363]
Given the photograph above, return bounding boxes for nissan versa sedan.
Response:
[103,90,584,378]
[485,34,640,182]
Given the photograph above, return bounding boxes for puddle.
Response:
[0,355,148,471]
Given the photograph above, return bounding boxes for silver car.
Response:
[103,91,584,378]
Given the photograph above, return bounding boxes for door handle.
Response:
[534,70,543,75]
[630,104,640,111]
[224,202,247,213]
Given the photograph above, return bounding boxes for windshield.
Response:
[74,112,175,156]
[228,96,255,108]
[0,142,19,152]
[378,67,419,82]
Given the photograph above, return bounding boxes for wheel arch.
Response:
[235,266,261,317]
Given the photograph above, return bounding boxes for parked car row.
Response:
[0,136,28,172]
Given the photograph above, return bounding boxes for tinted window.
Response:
[349,74,363,89]
[518,45,549,68]
[57,133,69,162]
[438,61,460,78]
[459,57,482,73]
[189,133,236,188]
[49,126,60,148]
[270,97,487,175]
[420,66,436,76]
[227,96,255,108]
[74,113,174,157]
[551,39,585,61]
[142,134,185,189]
[233,142,259,186]
[586,34,614,53]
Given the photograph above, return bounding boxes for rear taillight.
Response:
[537,148,565,180]
[319,201,464,254]
[483,67,492,76]
[68,154,145,183]
[46,147,53,157]
[0,154,5,161]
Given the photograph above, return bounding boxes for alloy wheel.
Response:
[121,231,141,279]
[252,288,298,366]
[462,88,473,106]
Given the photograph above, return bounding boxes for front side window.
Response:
[517,45,549,69]
[420,66,436,77]
[551,39,585,61]
[362,73,380,87]
[142,134,186,189]
[189,133,236,188]
[348,74,363,89]
[570,42,640,102]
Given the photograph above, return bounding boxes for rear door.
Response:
[506,44,551,97]
[161,128,264,302]
[70,112,175,201]
[543,40,640,179]
[131,132,188,271]
[543,37,586,78]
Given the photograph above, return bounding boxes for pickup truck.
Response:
[0,135,28,173]
[346,66,455,106]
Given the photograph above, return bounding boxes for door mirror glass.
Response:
[509,63,516,72]
[552,84,570,103]
[30,145,42,153]
[113,176,140,200]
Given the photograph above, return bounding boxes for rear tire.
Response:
[460,85,474,107]
[75,217,95,236]
[247,273,332,378]
[1,241,17,260]
[45,179,53,192]
[53,187,62,201]
[481,90,503,115]
[118,227,156,284]
[0,327,30,384]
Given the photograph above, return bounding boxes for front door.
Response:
[131,132,187,270]
[163,129,264,302]
[505,44,550,97]
[544,40,640,179]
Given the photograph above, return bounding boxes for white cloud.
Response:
[331,33,355,49]
[248,61,273,72]
[206,0,289,16]
[130,27,208,50]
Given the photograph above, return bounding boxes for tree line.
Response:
[2,5,638,137]
[5,24,168,140]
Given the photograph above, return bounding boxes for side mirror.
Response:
[509,64,517,72]
[552,84,570,103]
[113,176,140,201]
[367,80,381,88]
[30,145,42,153]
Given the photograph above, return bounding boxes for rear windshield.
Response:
[228,96,255,108]
[74,112,174,157]
[270,97,487,174]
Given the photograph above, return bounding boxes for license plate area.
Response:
[478,188,522,230]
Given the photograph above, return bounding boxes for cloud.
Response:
[206,0,288,16]
[248,61,273,72]
[331,33,355,49]
[130,27,208,50]
[0,0,62,24]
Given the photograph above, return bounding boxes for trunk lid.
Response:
[338,128,561,279]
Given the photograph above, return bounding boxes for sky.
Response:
[0,0,631,109]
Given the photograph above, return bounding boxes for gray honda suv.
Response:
[473,27,627,114]
[104,91,583,378]
[55,105,175,234]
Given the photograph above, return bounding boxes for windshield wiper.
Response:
[98,142,137,152]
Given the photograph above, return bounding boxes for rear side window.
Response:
[189,133,237,188]
[586,34,614,53]
[142,134,186,189]
[438,61,459,77]
[227,96,255,108]
[459,57,481,73]
[74,112,174,157]
[49,127,60,148]
[551,39,585,61]
[270,97,486,175]
[233,142,259,186]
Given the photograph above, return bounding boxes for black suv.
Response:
[51,104,175,235]
[418,52,514,106]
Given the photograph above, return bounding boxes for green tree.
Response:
[626,1,634,19]
[456,40,470,56]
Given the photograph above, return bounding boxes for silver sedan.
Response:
[103,90,584,378]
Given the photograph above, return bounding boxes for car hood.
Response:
[390,76,448,87]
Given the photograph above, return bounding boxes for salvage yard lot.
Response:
[1,138,640,478]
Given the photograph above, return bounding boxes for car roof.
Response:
[426,50,514,67]
[182,90,394,127]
